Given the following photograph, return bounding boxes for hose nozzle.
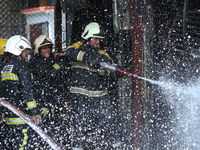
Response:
[100,62,117,71]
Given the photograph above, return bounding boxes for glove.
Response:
[100,62,125,78]
[83,52,109,69]
[100,62,117,71]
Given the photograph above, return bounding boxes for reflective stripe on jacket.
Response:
[5,117,26,125]
[70,87,108,97]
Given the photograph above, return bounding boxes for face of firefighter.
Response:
[40,46,51,58]
[21,50,28,61]
[90,37,100,47]
[24,49,34,62]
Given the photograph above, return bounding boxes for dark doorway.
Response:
[29,22,49,47]
[66,1,113,50]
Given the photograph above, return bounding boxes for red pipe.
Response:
[132,0,143,149]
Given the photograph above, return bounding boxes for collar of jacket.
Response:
[86,43,99,51]
[31,53,54,61]
[10,56,25,62]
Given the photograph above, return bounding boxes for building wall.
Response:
[0,0,26,38]
[25,9,55,45]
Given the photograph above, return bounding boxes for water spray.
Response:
[0,98,62,150]
[100,62,193,110]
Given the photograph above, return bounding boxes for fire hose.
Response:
[0,62,136,150]
[0,98,61,150]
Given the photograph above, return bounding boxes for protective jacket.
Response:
[0,57,38,124]
[29,54,65,112]
[66,41,115,96]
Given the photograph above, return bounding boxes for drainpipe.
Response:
[54,0,62,52]
[132,0,143,149]
[183,0,188,51]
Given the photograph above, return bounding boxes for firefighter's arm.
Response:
[64,42,89,62]
[63,42,86,61]
[65,43,113,68]
[79,46,110,68]
[18,64,40,117]
[64,42,107,66]
[31,59,64,79]
[98,51,125,78]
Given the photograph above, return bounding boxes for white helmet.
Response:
[4,35,32,56]
[34,35,53,54]
[81,22,105,40]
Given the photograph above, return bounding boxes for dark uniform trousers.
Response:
[1,123,34,150]
[69,93,121,150]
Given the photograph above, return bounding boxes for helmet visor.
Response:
[25,48,33,55]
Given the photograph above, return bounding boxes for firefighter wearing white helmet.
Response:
[4,35,32,56]
[63,22,122,149]
[0,35,39,149]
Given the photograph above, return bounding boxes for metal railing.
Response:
[164,10,200,56]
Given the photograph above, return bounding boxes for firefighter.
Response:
[0,35,39,149]
[0,38,7,55]
[0,38,7,98]
[63,22,122,150]
[0,38,8,60]
[29,35,65,149]
[0,38,7,142]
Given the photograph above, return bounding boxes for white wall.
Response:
[25,9,66,49]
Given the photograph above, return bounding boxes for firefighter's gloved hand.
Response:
[83,51,99,67]
[0,113,5,124]
[83,52,106,69]
[32,115,40,123]
[91,55,111,69]
[100,62,117,71]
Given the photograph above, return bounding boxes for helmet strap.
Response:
[19,53,24,60]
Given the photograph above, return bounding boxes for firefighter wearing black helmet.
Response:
[64,22,122,150]
[0,35,40,149]
[29,35,65,149]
